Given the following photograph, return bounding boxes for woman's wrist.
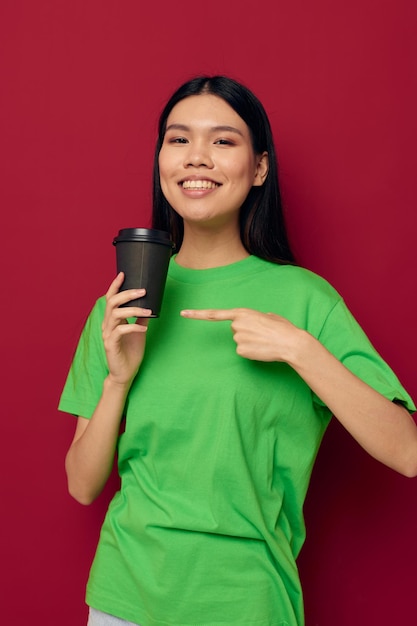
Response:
[104,374,133,397]
[283,328,317,370]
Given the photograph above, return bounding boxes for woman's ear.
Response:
[253,152,269,186]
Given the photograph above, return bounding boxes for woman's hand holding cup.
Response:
[102,272,152,387]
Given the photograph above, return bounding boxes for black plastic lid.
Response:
[113,228,174,247]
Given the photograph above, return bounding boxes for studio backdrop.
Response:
[1,1,416,624]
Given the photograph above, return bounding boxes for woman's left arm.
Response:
[181,307,417,477]
[291,328,417,477]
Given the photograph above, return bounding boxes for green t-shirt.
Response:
[59,255,415,626]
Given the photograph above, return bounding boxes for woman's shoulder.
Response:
[89,294,107,318]
[254,258,341,300]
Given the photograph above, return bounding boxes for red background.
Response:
[1,1,416,624]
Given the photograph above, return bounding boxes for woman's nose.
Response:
[184,142,214,168]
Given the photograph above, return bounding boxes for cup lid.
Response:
[113,228,174,247]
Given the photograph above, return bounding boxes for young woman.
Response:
[60,76,417,626]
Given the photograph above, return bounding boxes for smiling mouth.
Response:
[180,180,220,190]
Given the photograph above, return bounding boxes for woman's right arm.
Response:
[65,273,152,505]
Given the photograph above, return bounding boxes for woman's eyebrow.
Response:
[165,123,190,133]
[165,123,244,137]
[212,125,244,137]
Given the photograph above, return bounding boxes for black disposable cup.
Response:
[113,228,174,317]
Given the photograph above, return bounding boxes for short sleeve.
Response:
[314,298,416,413]
[58,297,108,418]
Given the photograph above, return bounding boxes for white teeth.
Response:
[182,180,218,190]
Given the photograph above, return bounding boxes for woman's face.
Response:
[158,94,268,231]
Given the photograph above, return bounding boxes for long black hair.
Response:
[152,75,295,264]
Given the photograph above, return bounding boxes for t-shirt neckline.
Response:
[168,254,270,284]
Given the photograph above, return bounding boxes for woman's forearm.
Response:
[290,330,417,477]
[65,376,131,504]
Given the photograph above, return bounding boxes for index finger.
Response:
[105,272,125,298]
[180,308,241,321]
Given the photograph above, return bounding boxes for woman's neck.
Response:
[175,224,249,269]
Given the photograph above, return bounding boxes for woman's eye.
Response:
[214,138,234,145]
[168,137,188,144]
